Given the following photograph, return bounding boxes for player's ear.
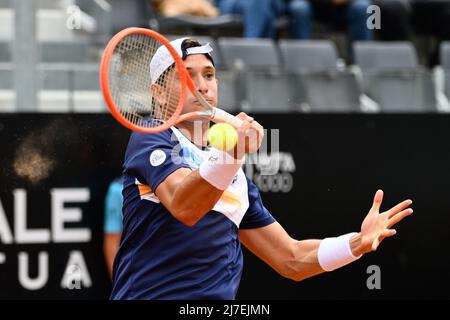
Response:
[150,84,166,106]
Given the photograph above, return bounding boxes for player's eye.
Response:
[204,73,214,80]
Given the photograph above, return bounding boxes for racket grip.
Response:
[211,108,243,128]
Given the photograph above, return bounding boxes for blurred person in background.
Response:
[282,0,374,40]
[374,0,450,66]
[215,0,311,38]
[307,0,373,41]
[103,177,123,279]
[373,0,411,41]
[151,0,219,17]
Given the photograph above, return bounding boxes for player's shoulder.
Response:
[244,174,255,187]
[127,128,179,152]
[244,174,261,197]
[129,128,174,145]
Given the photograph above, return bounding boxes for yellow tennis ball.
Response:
[207,123,238,152]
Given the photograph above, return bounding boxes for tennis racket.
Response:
[100,27,242,133]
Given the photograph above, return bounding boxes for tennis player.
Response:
[110,38,413,300]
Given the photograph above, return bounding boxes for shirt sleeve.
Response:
[123,129,192,192]
[239,177,276,229]
[104,179,124,234]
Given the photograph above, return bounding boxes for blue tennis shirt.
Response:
[110,126,275,300]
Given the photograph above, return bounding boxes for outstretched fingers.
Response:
[373,229,397,251]
[381,228,397,238]
[372,238,380,251]
[387,208,413,228]
[370,189,384,213]
[387,199,413,218]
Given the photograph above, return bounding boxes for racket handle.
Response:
[211,108,243,128]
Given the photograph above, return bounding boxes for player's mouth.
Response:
[192,99,215,105]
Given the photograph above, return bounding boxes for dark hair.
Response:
[181,38,215,66]
[155,38,214,86]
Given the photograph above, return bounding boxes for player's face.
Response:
[150,66,182,111]
[182,54,218,114]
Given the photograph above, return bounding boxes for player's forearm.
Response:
[240,224,327,282]
[282,239,325,282]
[284,233,365,282]
[170,170,224,226]
[103,234,121,279]
[349,232,367,256]
[171,148,243,226]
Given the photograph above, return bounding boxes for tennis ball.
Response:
[207,123,238,152]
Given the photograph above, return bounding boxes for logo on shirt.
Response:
[149,150,166,166]
[207,155,218,164]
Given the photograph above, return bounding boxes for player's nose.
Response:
[195,75,208,95]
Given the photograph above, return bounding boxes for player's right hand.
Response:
[231,112,264,159]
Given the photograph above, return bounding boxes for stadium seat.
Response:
[218,38,280,69]
[441,42,450,69]
[0,6,12,62]
[218,38,301,112]
[353,41,437,112]
[217,38,294,112]
[216,70,242,112]
[35,0,61,9]
[243,70,300,112]
[440,42,450,101]
[279,40,338,71]
[0,7,92,63]
[279,40,361,112]
[0,61,14,111]
[40,41,91,63]
[74,0,112,44]
[153,14,243,38]
[0,0,10,8]
[0,62,13,111]
[0,7,12,41]
[0,63,12,90]
[0,41,10,62]
[37,8,93,42]
[296,71,361,113]
[35,63,104,112]
[354,42,418,70]
[105,0,153,34]
[73,64,100,91]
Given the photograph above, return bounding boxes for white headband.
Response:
[150,38,213,84]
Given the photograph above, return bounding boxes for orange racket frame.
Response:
[100,27,242,134]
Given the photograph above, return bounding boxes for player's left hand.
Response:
[359,190,413,254]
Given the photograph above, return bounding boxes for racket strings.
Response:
[109,34,182,128]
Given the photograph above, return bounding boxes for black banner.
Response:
[0,113,449,299]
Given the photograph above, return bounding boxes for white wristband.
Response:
[199,148,244,190]
[317,232,362,272]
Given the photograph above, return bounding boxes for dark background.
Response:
[0,113,449,299]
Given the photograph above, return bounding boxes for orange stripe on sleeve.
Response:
[138,184,152,196]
